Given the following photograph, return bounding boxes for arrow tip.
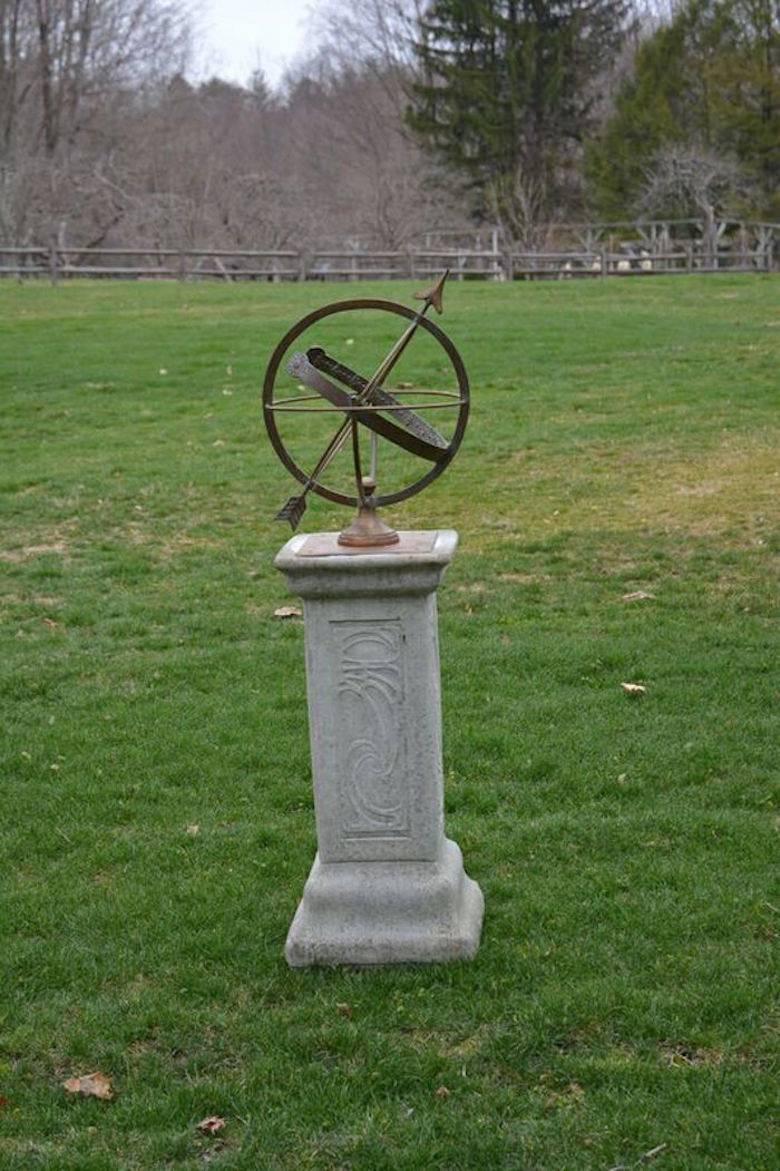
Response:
[414,269,448,315]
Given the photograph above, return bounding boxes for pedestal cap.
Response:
[274,529,458,599]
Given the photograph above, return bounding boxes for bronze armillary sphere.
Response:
[263,271,470,546]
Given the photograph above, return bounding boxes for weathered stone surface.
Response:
[285,840,484,967]
[275,530,483,966]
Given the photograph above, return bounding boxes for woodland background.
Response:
[0,1,777,252]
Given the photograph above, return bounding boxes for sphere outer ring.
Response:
[262,298,470,508]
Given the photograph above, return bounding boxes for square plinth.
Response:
[285,839,484,967]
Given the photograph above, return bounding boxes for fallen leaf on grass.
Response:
[336,1002,353,1018]
[0,1095,10,1110]
[621,682,647,696]
[621,591,655,602]
[197,1116,226,1135]
[185,824,200,836]
[273,606,302,619]
[63,1072,113,1100]
[434,1085,450,1099]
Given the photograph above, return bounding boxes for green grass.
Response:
[0,275,777,1170]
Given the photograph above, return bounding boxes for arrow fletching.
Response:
[275,495,307,530]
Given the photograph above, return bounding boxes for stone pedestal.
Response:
[274,530,484,967]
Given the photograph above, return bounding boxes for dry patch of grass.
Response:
[399,1025,493,1061]
[0,539,69,563]
[477,434,778,548]
[497,571,552,584]
[633,440,777,541]
[660,1044,725,1069]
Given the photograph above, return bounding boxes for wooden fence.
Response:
[0,239,776,283]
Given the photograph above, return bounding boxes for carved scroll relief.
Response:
[332,619,409,839]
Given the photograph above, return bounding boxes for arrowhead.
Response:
[414,269,448,315]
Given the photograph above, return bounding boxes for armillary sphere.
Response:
[263,269,469,546]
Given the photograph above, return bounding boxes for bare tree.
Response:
[486,166,548,251]
[4,0,189,157]
[309,0,422,82]
[277,16,468,251]
[0,2,33,152]
[0,0,191,243]
[640,142,746,261]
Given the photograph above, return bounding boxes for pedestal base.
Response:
[275,530,484,968]
[285,839,484,967]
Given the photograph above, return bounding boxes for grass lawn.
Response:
[0,274,777,1170]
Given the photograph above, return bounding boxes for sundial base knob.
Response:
[338,478,400,548]
[338,509,400,548]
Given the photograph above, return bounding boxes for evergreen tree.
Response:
[406,0,631,238]
[712,0,780,215]
[587,0,779,219]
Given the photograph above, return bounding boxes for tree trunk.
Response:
[36,0,57,154]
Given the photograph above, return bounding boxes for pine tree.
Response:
[406,0,631,238]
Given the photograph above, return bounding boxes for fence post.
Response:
[600,248,608,279]
[491,228,500,281]
[49,235,60,285]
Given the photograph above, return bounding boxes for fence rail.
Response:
[0,241,775,283]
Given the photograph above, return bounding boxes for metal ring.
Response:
[262,298,470,508]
